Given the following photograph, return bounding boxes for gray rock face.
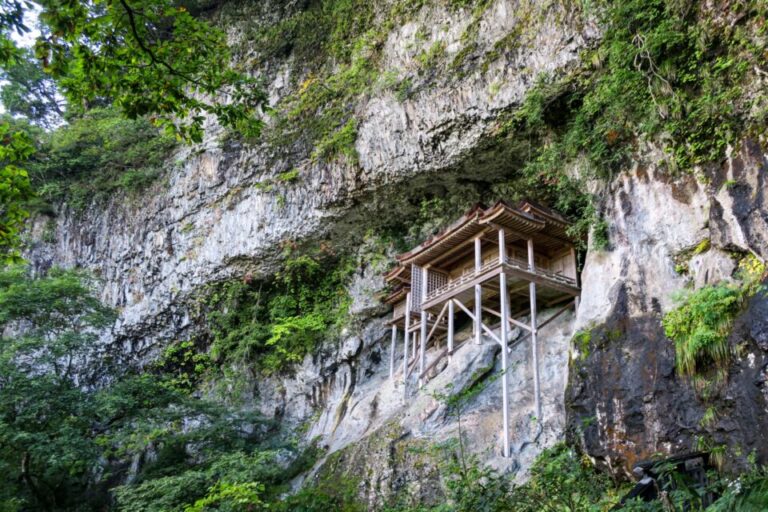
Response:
[568,140,768,477]
[23,0,594,499]
[26,0,597,362]
[21,0,768,505]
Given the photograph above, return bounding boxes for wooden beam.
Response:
[422,226,494,270]
[515,300,575,344]
[501,263,580,296]
[481,305,532,332]
[421,264,503,311]
[486,221,574,252]
[425,301,449,345]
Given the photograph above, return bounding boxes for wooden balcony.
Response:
[421,256,578,311]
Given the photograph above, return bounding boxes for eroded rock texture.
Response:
[21,0,768,502]
[567,141,768,477]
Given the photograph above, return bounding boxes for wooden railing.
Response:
[504,256,578,287]
[422,256,577,305]
[423,259,500,303]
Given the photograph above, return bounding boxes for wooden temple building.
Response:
[383,200,580,457]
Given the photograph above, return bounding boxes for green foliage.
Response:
[0,48,63,128]
[416,41,446,70]
[664,283,745,384]
[276,168,300,183]
[707,464,768,512]
[0,265,274,511]
[0,1,27,66]
[153,340,213,392]
[492,0,768,243]
[185,482,265,512]
[203,251,354,375]
[394,443,619,512]
[573,329,592,360]
[0,265,113,510]
[312,118,359,163]
[34,0,267,142]
[506,444,620,511]
[274,477,366,512]
[0,119,34,262]
[115,440,326,512]
[245,0,429,162]
[27,107,176,210]
[674,239,711,275]
[663,254,764,391]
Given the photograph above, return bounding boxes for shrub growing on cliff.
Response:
[27,107,177,210]
[663,254,765,388]
[203,251,354,375]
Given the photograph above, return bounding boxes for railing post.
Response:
[447,299,454,363]
[474,237,482,345]
[498,228,506,264]
[419,268,428,386]
[403,292,411,378]
[390,324,397,379]
[527,239,542,425]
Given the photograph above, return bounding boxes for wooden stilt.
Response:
[528,239,542,423]
[474,237,482,345]
[419,267,428,384]
[403,293,411,379]
[499,228,511,457]
[390,324,397,379]
[447,299,454,363]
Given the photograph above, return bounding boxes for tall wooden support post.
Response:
[474,237,482,345]
[403,292,411,379]
[389,324,397,379]
[419,267,428,386]
[570,245,580,313]
[498,228,511,457]
[527,239,542,423]
[447,299,454,363]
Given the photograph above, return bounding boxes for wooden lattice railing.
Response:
[422,256,577,304]
[423,259,500,303]
[503,256,578,287]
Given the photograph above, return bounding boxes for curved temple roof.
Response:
[386,200,576,276]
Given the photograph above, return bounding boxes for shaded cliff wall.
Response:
[568,139,768,477]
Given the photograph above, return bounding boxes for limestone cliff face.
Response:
[568,140,768,477]
[23,0,768,505]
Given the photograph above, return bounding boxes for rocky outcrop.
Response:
[26,0,597,361]
[567,140,768,477]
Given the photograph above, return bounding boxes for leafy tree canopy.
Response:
[0,265,276,511]
[0,48,63,128]
[0,119,34,262]
[31,0,267,142]
[0,0,268,260]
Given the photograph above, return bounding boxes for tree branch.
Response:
[117,0,206,88]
